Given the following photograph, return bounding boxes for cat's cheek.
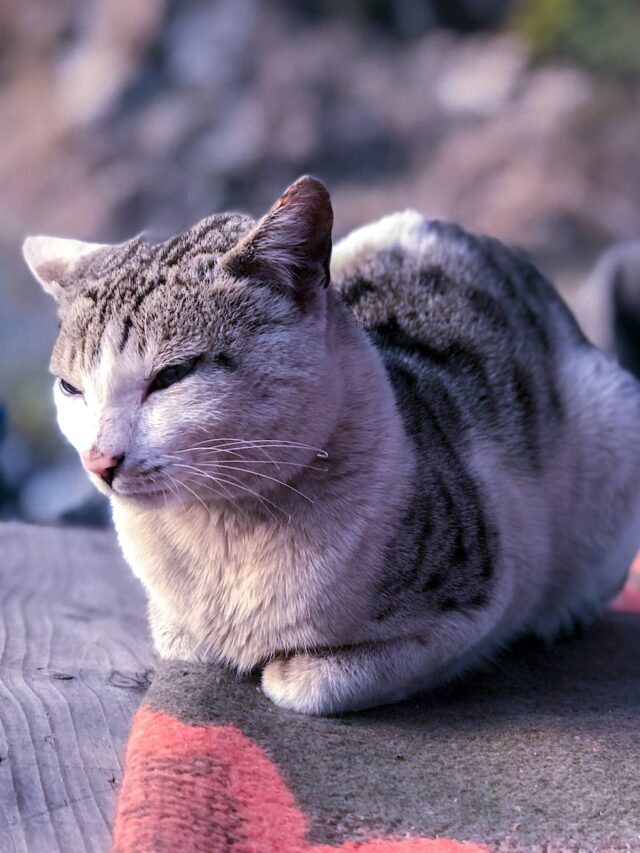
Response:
[142,383,225,445]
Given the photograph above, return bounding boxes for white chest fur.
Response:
[111,444,410,670]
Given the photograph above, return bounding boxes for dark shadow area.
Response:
[376,611,640,726]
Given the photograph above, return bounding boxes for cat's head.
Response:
[23,176,336,511]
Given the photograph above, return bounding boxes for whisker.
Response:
[168,461,242,512]
[168,447,260,463]
[177,438,328,457]
[183,467,287,521]
[147,472,171,509]
[172,456,327,473]
[172,444,329,465]
[165,446,291,522]
[190,478,231,507]
[184,436,301,449]
[169,470,212,515]
[205,474,242,512]
[243,441,279,468]
[183,462,315,504]
[156,470,181,503]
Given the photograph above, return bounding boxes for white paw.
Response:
[262,654,348,715]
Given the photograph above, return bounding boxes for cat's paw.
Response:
[262,653,350,715]
[262,640,426,713]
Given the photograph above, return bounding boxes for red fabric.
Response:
[611,551,640,613]
[112,706,488,853]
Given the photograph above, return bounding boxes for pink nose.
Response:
[82,451,124,485]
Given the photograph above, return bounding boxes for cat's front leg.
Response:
[262,637,446,714]
[148,601,200,661]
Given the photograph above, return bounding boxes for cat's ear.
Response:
[221,176,333,307]
[22,235,106,301]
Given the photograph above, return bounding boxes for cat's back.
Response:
[331,211,589,465]
[331,210,585,369]
[332,212,640,639]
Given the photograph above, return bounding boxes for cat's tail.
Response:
[572,241,640,380]
[610,243,640,379]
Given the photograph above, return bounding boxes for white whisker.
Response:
[186,461,314,504]
[158,470,182,503]
[168,461,243,512]
[228,466,313,503]
[176,456,327,473]
[172,471,212,515]
[175,438,327,458]
[180,466,287,521]
[148,473,171,509]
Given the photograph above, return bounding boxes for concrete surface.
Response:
[148,615,640,852]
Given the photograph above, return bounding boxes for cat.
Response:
[23,176,640,714]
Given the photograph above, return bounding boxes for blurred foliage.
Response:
[512,0,640,74]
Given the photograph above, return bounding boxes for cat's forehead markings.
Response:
[77,273,160,367]
[86,319,150,404]
[72,213,256,366]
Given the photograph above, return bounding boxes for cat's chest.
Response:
[113,504,328,664]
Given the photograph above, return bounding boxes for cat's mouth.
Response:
[106,465,177,503]
[111,483,177,507]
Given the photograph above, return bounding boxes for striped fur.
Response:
[24,178,640,713]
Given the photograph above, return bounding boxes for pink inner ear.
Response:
[267,175,334,274]
[253,176,333,238]
[274,186,297,212]
[36,258,67,284]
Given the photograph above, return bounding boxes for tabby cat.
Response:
[23,176,640,714]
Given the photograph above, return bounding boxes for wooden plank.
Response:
[0,522,154,852]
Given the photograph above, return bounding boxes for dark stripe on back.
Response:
[371,356,499,620]
[369,318,499,431]
[341,277,375,307]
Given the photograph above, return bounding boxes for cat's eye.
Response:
[59,378,82,396]
[149,357,200,393]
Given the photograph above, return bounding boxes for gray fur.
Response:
[24,177,640,713]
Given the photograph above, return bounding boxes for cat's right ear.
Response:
[220,175,333,310]
[22,235,106,301]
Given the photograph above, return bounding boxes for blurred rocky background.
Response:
[2,0,640,525]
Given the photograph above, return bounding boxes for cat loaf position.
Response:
[24,176,640,714]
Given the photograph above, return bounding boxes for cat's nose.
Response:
[82,451,125,486]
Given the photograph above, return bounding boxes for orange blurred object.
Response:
[611,550,640,612]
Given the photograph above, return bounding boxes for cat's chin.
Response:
[110,487,180,510]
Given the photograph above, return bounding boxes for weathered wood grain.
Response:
[0,522,154,853]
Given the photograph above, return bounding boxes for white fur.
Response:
[332,210,436,275]
[56,324,156,483]
[525,348,640,637]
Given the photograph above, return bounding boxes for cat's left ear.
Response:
[22,235,106,302]
[221,175,333,308]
